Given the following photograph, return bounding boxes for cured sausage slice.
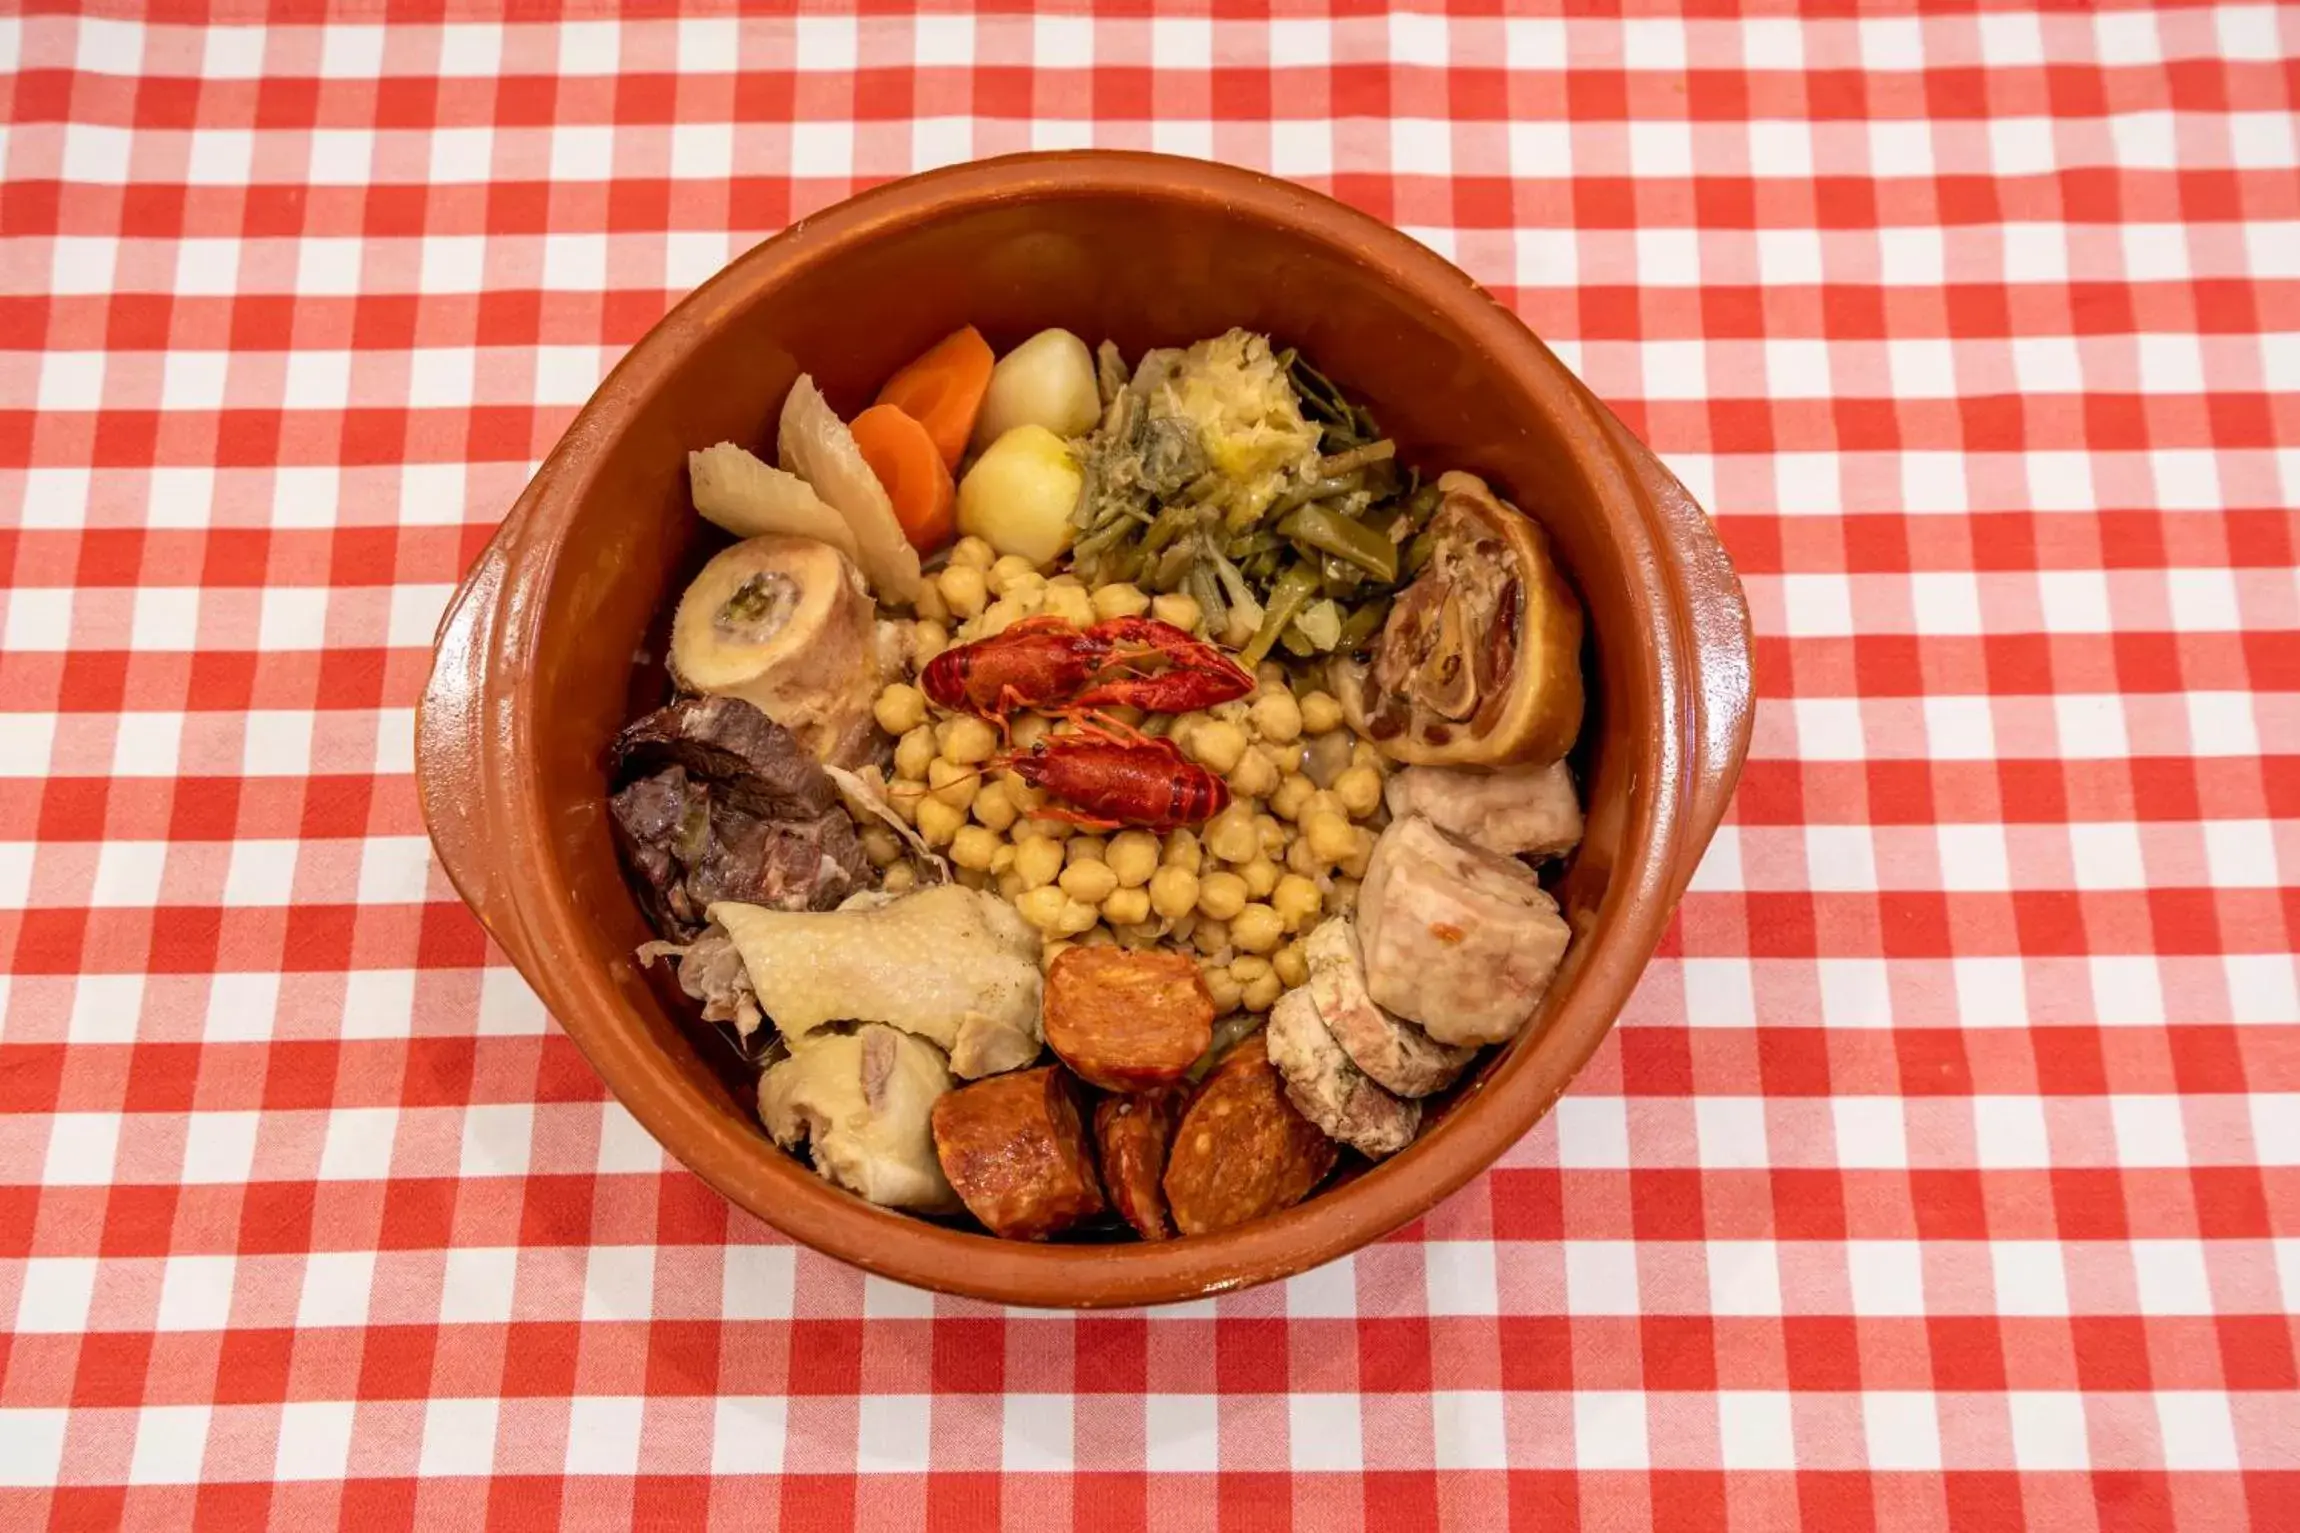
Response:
[1094,1087,1185,1241]
[1162,1034,1337,1236]
[930,1065,1106,1239]
[1266,987,1420,1157]
[1044,946,1215,1092]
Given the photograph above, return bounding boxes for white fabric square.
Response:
[270,466,340,528]
[1716,1390,1795,1469]
[710,1396,786,1476]
[318,23,384,76]
[1935,823,2011,892]
[582,1245,656,1322]
[1564,1241,1640,1315]
[1572,1392,1648,1470]
[557,19,621,73]
[180,1110,261,1185]
[2088,955,2166,1027]
[175,238,241,295]
[14,1257,98,1333]
[1831,1096,1907,1170]
[1846,1241,1926,1316]
[156,1253,237,1332]
[2007,1391,2089,1470]
[855,1394,931,1473]
[2203,820,2279,889]
[1908,571,1982,634]
[2185,692,2259,758]
[2251,1093,2300,1165]
[17,466,91,526]
[317,1106,398,1181]
[542,233,607,292]
[1863,1393,1942,1471]
[241,712,315,776]
[1991,1241,2070,1316]
[860,1274,935,1319]
[1953,957,2027,1027]
[1552,1094,1630,1168]
[62,124,132,184]
[563,1396,644,1477]
[130,1404,212,1484]
[998,1394,1074,1471]
[272,1400,356,1482]
[223,839,300,907]
[2109,1096,2187,1167]
[790,122,855,178]
[438,1246,519,1325]
[1287,1394,1362,1472]
[1281,1252,1357,1318]
[2012,335,2084,393]
[0,1409,69,1487]
[435,23,503,76]
[1988,117,2057,177]
[295,238,363,295]
[1145,1394,1218,1472]
[1269,18,1332,67]
[550,126,615,183]
[1805,825,1878,893]
[1431,1391,1509,1470]
[160,351,230,411]
[44,1112,121,1186]
[1695,1098,1769,1169]
[2037,569,2112,632]
[1422,1243,1497,1316]
[721,1244,796,1320]
[1887,338,1956,397]
[67,972,144,1044]
[1922,696,1996,760]
[205,971,281,1041]
[1707,1241,1782,1317]
[2164,567,2240,632]
[419,236,487,293]
[1971,1096,2050,1168]
[1765,340,1835,398]
[131,587,201,650]
[2154,1392,2239,1470]
[1681,957,1757,1029]
[91,839,168,907]
[2053,694,2128,759]
[296,1249,377,1329]
[597,1101,667,1173]
[419,1396,499,1478]
[358,835,436,904]
[2068,822,2146,890]
[37,351,105,413]
[257,587,329,651]
[2130,1239,2214,1315]
[459,1102,534,1178]
[476,967,547,1036]
[1779,573,1854,636]
[1793,698,1867,761]
[341,969,415,1039]
[1817,958,1892,1029]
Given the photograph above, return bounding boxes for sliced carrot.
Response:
[875,326,994,471]
[850,403,956,556]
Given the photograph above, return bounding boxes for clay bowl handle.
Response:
[1587,401,1755,894]
[417,504,540,979]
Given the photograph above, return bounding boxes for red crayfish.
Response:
[922,615,1254,722]
[996,721,1230,833]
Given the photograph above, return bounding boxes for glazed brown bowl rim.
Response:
[429,150,1741,1309]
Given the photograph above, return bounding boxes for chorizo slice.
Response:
[1044,946,1215,1092]
[930,1065,1106,1240]
[1266,986,1420,1158]
[1094,1087,1185,1241]
[1162,1034,1338,1236]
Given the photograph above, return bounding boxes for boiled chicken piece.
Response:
[1354,814,1572,1046]
[1302,916,1476,1097]
[1265,987,1419,1158]
[758,1024,959,1212]
[708,884,1043,1077]
[1382,759,1583,862]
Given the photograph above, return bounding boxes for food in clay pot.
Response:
[610,320,1605,1242]
[1333,471,1584,768]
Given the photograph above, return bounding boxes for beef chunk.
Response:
[609,697,870,940]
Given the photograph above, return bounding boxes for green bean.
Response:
[1279,503,1399,584]
[1316,441,1395,478]
[1240,561,1321,667]
[1270,474,1360,518]
[1335,596,1392,655]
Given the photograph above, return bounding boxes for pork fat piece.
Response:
[1382,759,1583,861]
[758,1024,958,1212]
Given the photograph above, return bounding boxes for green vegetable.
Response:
[1294,598,1343,651]
[1278,503,1399,584]
[1335,597,1392,655]
[1241,561,1322,667]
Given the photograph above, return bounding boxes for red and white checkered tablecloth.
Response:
[3,2,2296,1527]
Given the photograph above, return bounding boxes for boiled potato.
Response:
[972,328,1099,447]
[957,425,1083,566]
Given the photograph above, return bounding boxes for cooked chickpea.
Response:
[950,535,996,570]
[1192,917,1231,956]
[1196,869,1248,921]
[991,843,1016,874]
[1101,885,1151,926]
[882,863,918,894]
[1228,745,1280,800]
[1241,970,1283,1012]
[1163,828,1204,874]
[1239,858,1279,900]
[914,796,966,846]
[1016,884,1068,932]
[1298,689,1345,734]
[987,553,1038,595]
[1297,789,1346,826]
[956,868,989,892]
[926,757,979,811]
[997,870,1025,901]
[1185,718,1248,775]
[1339,827,1376,879]
[1203,968,1243,1014]
[1024,816,1074,841]
[1205,804,1259,865]
[1166,711,1209,754]
[1272,873,1323,932]
[1270,772,1315,822]
[1230,902,1284,955]
[874,682,928,736]
[859,826,903,868]
[1090,582,1151,620]
[1064,835,1108,867]
[1255,814,1288,858]
[1351,739,1386,774]
[1219,607,1258,648]
[971,780,1018,832]
[949,824,1002,871]
[1014,835,1065,891]
[1228,955,1272,984]
[1334,765,1384,819]
[1151,591,1202,633]
[911,619,949,666]
[976,595,1036,636]
[938,563,988,619]
[1058,897,1102,936]
[912,578,952,623]
[1149,865,1200,919]
[1044,584,1095,630]
[943,715,999,766]
[1248,690,1303,744]
[894,725,937,783]
[1285,837,1323,877]
[1059,859,1119,905]
[1009,713,1052,751]
[1302,809,1356,865]
[1106,831,1160,889]
[1040,937,1075,970]
[1273,940,1309,988]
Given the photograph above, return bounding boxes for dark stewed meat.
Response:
[609,696,869,940]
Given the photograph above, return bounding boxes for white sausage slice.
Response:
[1266,986,1419,1158]
[1303,917,1476,1098]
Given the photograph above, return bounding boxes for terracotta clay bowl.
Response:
[418,151,1753,1308]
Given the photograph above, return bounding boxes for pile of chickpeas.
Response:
[865,536,1392,1020]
